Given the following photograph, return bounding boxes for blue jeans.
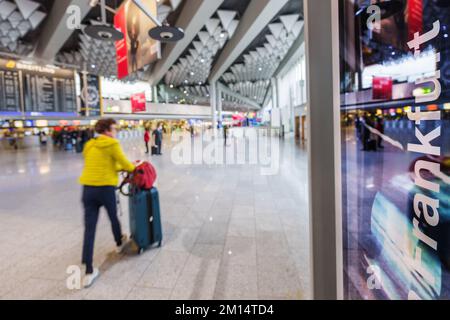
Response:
[82,186,122,274]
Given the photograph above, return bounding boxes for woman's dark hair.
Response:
[95,119,117,134]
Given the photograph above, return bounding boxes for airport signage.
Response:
[0,58,77,115]
[131,92,146,113]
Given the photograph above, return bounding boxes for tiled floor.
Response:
[0,130,311,300]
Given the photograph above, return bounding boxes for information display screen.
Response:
[22,66,76,113]
[0,68,21,112]
[0,58,76,116]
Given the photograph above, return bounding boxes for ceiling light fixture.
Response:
[132,0,185,43]
[84,0,124,41]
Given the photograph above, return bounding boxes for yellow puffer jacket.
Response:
[79,135,135,187]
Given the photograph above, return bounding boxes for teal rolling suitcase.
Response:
[129,187,163,254]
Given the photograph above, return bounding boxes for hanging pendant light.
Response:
[149,23,185,42]
[84,0,124,41]
[132,0,185,43]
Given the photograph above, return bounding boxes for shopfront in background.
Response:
[339,0,449,300]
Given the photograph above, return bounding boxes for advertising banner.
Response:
[114,0,161,79]
[372,76,393,100]
[340,0,449,300]
[114,4,129,79]
[80,73,102,116]
[131,92,146,113]
[407,0,423,42]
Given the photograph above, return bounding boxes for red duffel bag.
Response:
[119,161,157,195]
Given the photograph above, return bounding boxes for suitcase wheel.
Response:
[158,241,162,248]
[138,248,144,255]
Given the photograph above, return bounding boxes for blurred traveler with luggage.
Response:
[79,118,135,288]
[375,117,384,149]
[144,128,150,154]
[223,125,229,146]
[39,132,48,146]
[152,124,163,155]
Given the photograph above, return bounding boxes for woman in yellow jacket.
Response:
[79,119,135,288]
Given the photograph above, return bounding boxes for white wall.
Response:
[103,99,211,119]
[277,54,307,133]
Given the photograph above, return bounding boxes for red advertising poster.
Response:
[372,76,393,100]
[407,0,423,42]
[131,92,146,113]
[114,0,161,80]
[114,4,129,79]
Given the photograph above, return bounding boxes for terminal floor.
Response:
[0,134,310,300]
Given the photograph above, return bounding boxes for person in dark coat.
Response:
[152,124,163,155]
[375,117,384,149]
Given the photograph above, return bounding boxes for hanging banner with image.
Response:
[80,74,102,116]
[114,0,161,79]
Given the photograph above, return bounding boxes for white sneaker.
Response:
[116,235,128,254]
[83,268,99,288]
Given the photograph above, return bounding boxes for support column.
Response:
[210,82,218,135]
[304,0,342,300]
[153,86,159,103]
[271,77,279,110]
[217,85,223,127]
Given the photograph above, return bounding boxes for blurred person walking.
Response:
[152,124,163,155]
[144,128,150,154]
[79,119,135,288]
[375,117,384,149]
[223,125,229,146]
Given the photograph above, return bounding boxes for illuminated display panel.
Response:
[339,0,449,300]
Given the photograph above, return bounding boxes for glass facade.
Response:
[339,0,449,299]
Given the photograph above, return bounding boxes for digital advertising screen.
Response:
[339,0,450,300]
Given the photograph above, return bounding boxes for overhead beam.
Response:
[274,27,305,78]
[259,27,304,108]
[208,0,289,83]
[218,82,261,110]
[149,0,224,86]
[262,84,272,108]
[35,0,92,60]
